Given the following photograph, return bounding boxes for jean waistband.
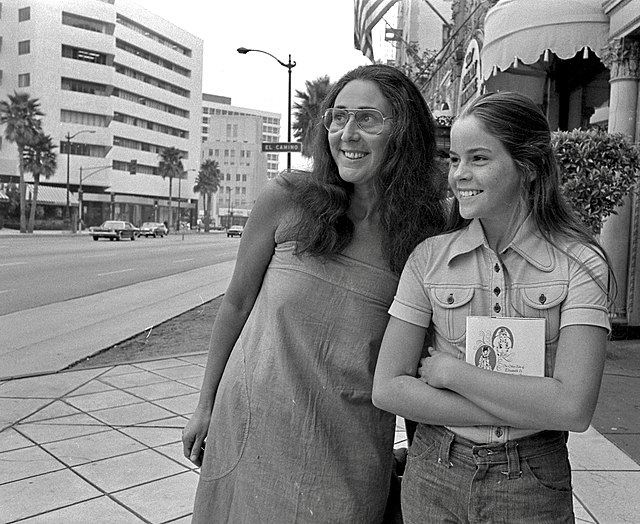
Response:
[417,424,568,479]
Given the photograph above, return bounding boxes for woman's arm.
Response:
[373,317,509,426]
[182,180,290,464]
[422,324,608,432]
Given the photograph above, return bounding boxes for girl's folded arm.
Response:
[373,316,508,427]
[426,324,608,432]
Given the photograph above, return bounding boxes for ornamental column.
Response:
[600,37,640,324]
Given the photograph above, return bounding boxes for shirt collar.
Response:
[447,216,555,272]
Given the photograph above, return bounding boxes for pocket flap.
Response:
[433,287,475,309]
[522,284,567,309]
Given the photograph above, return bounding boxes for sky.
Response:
[131,0,373,140]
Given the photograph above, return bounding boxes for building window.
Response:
[62,45,109,65]
[18,73,30,87]
[18,6,30,22]
[61,77,109,96]
[62,12,112,34]
[61,110,109,127]
[18,40,30,55]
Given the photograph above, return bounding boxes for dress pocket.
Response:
[199,358,251,481]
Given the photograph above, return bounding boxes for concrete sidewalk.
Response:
[0,354,638,523]
[0,261,235,380]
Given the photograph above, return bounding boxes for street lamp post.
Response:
[65,130,95,232]
[237,47,296,169]
[78,164,111,229]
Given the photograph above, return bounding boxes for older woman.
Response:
[183,64,447,524]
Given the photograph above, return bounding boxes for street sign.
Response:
[261,142,302,152]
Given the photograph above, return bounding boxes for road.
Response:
[0,233,239,316]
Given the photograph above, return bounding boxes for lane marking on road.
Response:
[97,268,135,276]
[172,258,195,263]
[0,289,12,294]
[0,261,28,267]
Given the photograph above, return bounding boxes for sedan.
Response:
[90,220,138,241]
[227,225,244,238]
[139,222,168,238]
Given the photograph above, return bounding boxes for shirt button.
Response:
[495,427,503,438]
[477,449,488,457]
[447,294,454,304]
[494,263,500,273]
[539,294,547,304]
[493,303,501,313]
[493,287,501,296]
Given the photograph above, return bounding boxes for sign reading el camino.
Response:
[457,39,482,112]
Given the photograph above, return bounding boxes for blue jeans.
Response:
[401,424,574,523]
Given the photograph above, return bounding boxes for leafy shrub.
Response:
[552,128,640,235]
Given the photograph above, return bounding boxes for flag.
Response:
[354,0,400,62]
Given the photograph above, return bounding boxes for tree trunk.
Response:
[168,177,173,232]
[204,192,211,232]
[18,146,27,234]
[27,175,39,233]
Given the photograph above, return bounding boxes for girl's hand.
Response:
[417,346,459,389]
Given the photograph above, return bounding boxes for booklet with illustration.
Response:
[465,316,546,377]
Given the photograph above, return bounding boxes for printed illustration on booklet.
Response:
[466,316,545,376]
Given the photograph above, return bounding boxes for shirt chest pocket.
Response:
[519,284,567,344]
[431,287,475,344]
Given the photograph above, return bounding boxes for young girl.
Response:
[373,91,612,523]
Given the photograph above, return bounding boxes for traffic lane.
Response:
[0,234,240,315]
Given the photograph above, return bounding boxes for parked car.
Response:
[227,225,244,238]
[90,220,138,241]
[139,222,168,238]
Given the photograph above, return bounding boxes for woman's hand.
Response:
[182,406,212,467]
[417,346,459,389]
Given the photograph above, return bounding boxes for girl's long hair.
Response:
[279,64,447,274]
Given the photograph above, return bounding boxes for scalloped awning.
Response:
[481,0,609,80]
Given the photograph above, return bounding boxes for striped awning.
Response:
[481,0,610,80]
[26,184,78,206]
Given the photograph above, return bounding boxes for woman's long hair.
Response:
[280,64,447,274]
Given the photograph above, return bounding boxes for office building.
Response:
[201,93,280,227]
[0,0,203,229]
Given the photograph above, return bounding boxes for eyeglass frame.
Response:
[322,108,393,136]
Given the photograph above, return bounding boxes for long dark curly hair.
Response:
[279,64,447,274]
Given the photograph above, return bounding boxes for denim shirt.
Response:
[389,217,610,443]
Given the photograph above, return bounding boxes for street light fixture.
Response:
[237,47,296,169]
[65,129,96,232]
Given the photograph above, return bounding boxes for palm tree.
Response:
[157,146,184,232]
[193,159,221,232]
[293,76,333,157]
[0,92,43,233]
[23,131,57,233]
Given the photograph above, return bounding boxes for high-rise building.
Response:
[0,0,203,229]
[201,93,280,227]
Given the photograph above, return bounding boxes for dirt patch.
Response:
[69,296,222,369]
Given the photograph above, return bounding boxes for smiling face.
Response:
[449,115,527,245]
[328,80,393,192]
